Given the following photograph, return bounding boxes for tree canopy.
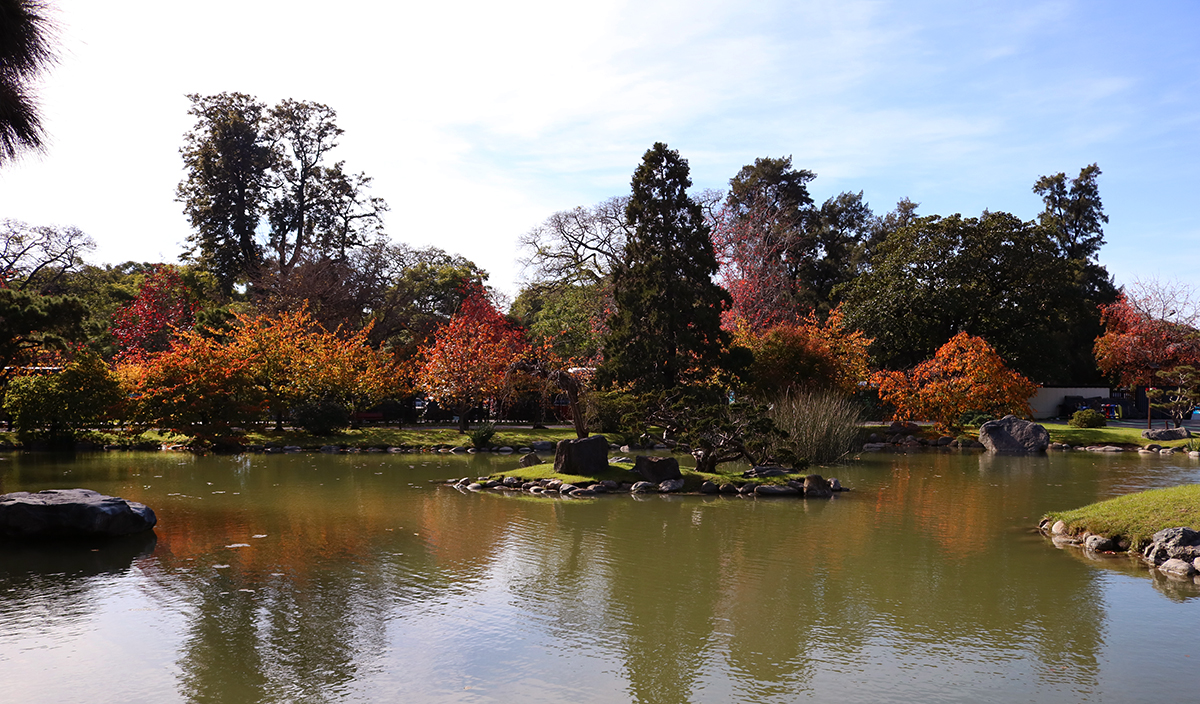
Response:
[599,142,731,391]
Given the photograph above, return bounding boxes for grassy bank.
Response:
[243,426,578,449]
[1043,484,1200,547]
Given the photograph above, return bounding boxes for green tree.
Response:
[360,243,487,359]
[0,288,86,381]
[598,142,731,390]
[178,95,387,294]
[263,99,386,283]
[1033,163,1107,262]
[1033,164,1119,383]
[177,92,273,293]
[4,350,123,444]
[839,210,1080,383]
[0,0,56,164]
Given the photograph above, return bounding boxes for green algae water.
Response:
[1,448,1198,703]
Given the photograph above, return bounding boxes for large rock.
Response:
[633,456,682,483]
[554,435,608,475]
[978,415,1050,453]
[803,475,832,498]
[518,452,543,467]
[1141,427,1190,441]
[0,489,156,539]
[1143,527,1200,564]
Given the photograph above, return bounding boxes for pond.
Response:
[1,448,1198,703]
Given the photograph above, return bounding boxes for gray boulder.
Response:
[518,452,543,467]
[0,489,157,539]
[554,435,608,475]
[755,484,798,495]
[978,415,1050,453]
[630,481,656,493]
[633,455,682,483]
[658,478,685,493]
[803,475,833,498]
[1143,527,1200,564]
[1141,427,1190,441]
[1084,534,1116,552]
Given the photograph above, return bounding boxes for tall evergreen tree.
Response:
[599,142,731,390]
[177,92,273,294]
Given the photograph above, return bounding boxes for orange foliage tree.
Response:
[125,309,406,440]
[872,332,1038,432]
[229,310,405,430]
[126,332,265,443]
[417,283,527,432]
[731,306,872,398]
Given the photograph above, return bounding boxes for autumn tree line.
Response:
[0,92,1187,457]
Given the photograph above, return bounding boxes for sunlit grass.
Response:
[1044,484,1200,547]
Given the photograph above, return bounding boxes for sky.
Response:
[1,0,1197,298]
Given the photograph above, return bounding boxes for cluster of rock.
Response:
[1042,521,1200,580]
[861,421,984,452]
[1043,518,1129,552]
[0,489,156,539]
[1141,527,1200,577]
[1045,442,1200,457]
[447,470,845,499]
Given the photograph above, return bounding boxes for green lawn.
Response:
[244,425,579,449]
[1040,422,1195,448]
[498,460,809,491]
[1044,483,1200,547]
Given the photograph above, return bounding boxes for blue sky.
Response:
[1,0,1196,297]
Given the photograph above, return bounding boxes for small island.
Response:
[1040,484,1200,577]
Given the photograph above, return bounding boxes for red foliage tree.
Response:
[710,198,807,331]
[111,266,197,360]
[416,283,527,432]
[873,332,1038,433]
[1094,287,1200,389]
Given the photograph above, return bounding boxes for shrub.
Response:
[1069,409,1107,428]
[767,388,863,465]
[4,351,124,445]
[586,390,640,436]
[290,397,351,435]
[958,411,995,428]
[467,421,497,449]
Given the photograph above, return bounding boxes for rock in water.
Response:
[633,456,682,483]
[0,489,157,539]
[1141,427,1190,441]
[554,435,609,475]
[978,415,1050,453]
[518,452,543,467]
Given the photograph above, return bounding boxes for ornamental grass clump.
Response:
[768,389,863,465]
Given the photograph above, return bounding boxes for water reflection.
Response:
[0,450,1196,702]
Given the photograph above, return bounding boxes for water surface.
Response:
[1,449,1198,703]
